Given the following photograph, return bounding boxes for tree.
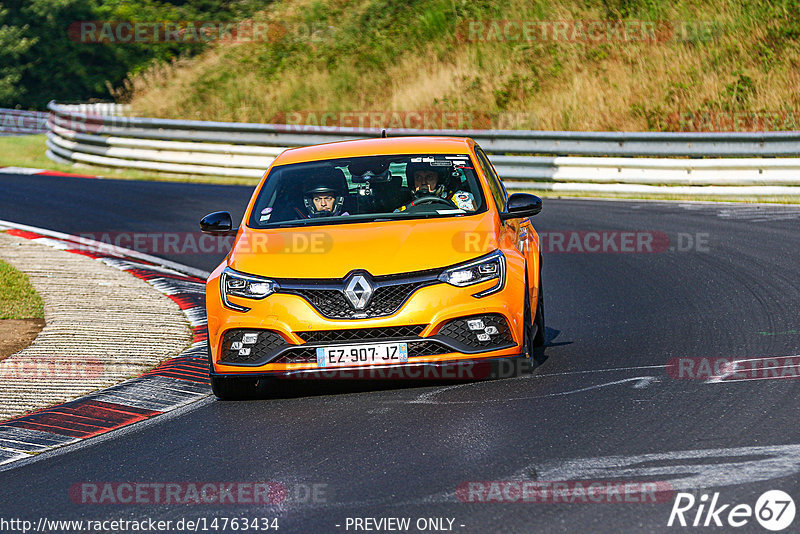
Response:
[0,6,36,106]
[0,0,262,109]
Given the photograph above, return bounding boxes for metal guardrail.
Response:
[47,101,800,157]
[1,108,49,136]
[45,102,800,196]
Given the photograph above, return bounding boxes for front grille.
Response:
[220,329,288,363]
[436,314,514,351]
[287,281,432,319]
[407,341,451,358]
[272,339,452,364]
[274,266,445,320]
[297,325,426,344]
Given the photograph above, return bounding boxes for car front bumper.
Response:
[206,263,528,378]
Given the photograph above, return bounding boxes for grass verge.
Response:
[0,135,258,185]
[0,259,44,320]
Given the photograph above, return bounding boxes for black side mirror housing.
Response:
[499,193,542,220]
[200,211,237,235]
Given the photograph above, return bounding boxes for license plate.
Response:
[316,342,408,368]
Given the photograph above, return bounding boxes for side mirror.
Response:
[499,193,542,220]
[200,211,237,235]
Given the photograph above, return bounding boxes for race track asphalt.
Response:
[1,172,799,533]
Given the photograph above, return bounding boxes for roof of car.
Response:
[273,136,476,166]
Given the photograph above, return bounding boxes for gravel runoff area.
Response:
[0,232,193,420]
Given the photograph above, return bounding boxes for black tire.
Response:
[532,277,545,348]
[523,287,535,359]
[210,375,259,400]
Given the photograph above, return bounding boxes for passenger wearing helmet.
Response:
[303,184,348,218]
[397,161,476,212]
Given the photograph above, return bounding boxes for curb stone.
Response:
[0,221,212,469]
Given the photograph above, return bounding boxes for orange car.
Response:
[201,136,544,399]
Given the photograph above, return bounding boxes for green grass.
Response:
[0,259,44,320]
[0,135,71,172]
[0,135,259,186]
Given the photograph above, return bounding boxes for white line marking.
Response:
[0,450,32,466]
[533,443,800,492]
[632,376,658,388]
[708,374,800,384]
[408,376,658,405]
[0,167,46,174]
[531,364,666,378]
[706,354,800,383]
[408,383,473,404]
[236,443,800,512]
[0,218,210,279]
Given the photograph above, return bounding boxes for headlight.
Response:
[220,267,278,311]
[438,250,505,297]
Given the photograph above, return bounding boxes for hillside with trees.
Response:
[3,0,799,131]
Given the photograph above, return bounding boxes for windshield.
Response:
[248,153,487,228]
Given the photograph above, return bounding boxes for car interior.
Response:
[251,156,482,226]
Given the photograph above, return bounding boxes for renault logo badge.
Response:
[344,274,373,310]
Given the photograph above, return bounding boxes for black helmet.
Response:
[304,184,345,217]
[406,161,453,198]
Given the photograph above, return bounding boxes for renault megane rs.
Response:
[201,136,544,399]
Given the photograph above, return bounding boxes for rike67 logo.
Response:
[668,490,795,531]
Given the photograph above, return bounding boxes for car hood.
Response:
[228,213,500,279]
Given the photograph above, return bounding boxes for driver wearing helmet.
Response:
[397,161,476,212]
[303,184,349,218]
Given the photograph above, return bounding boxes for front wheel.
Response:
[523,288,535,359]
[532,279,545,348]
[523,273,546,369]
